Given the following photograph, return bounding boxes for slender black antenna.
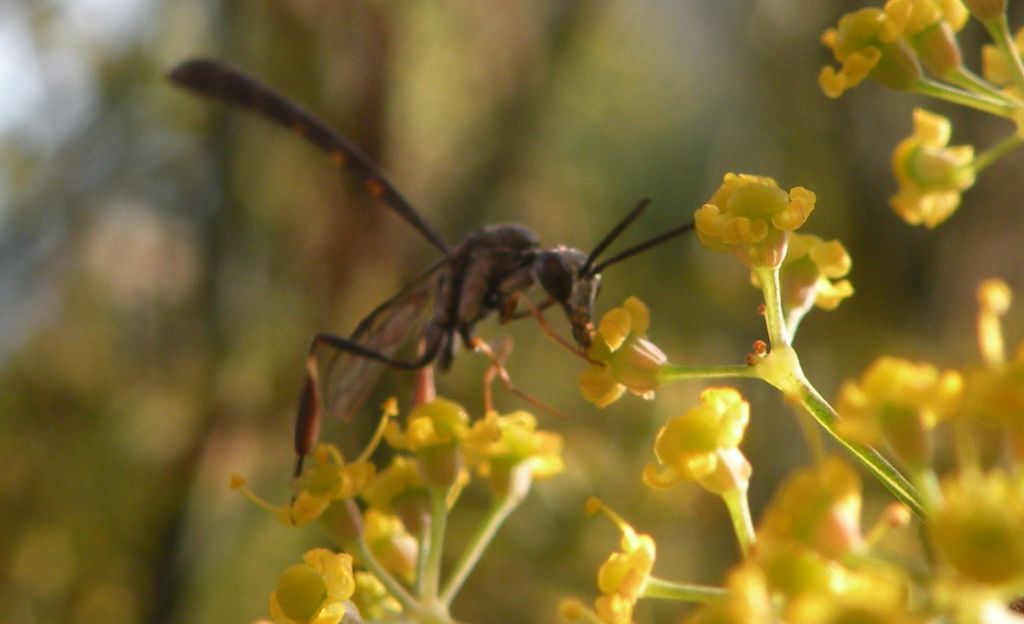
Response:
[580,198,650,276]
[167,58,451,256]
[589,220,695,274]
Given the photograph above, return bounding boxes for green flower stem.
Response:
[796,381,926,519]
[973,132,1024,173]
[439,492,521,606]
[415,528,430,596]
[944,66,1010,101]
[643,577,728,602]
[421,486,450,602]
[721,487,756,558]
[658,363,757,383]
[349,535,420,613]
[755,266,791,348]
[983,14,1024,99]
[912,78,1018,117]
[752,269,926,518]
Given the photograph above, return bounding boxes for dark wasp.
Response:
[168,59,693,474]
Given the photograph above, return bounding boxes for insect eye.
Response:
[538,253,573,302]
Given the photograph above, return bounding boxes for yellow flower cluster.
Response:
[819,1,969,98]
[232,396,566,623]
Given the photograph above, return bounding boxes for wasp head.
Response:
[533,247,601,350]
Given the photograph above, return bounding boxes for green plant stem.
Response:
[721,487,756,557]
[643,577,728,602]
[753,266,925,517]
[421,487,450,602]
[912,78,1017,117]
[983,14,1024,98]
[658,363,757,383]
[796,382,926,518]
[415,528,430,596]
[440,493,520,606]
[755,266,790,348]
[973,132,1024,173]
[944,66,1010,101]
[349,536,419,613]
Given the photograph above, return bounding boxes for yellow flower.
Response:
[290,444,377,526]
[982,26,1024,89]
[756,233,853,317]
[885,0,967,77]
[230,443,376,528]
[642,388,752,496]
[463,409,564,499]
[964,347,1024,460]
[360,455,429,534]
[890,109,975,228]
[384,397,470,451]
[362,509,418,584]
[836,356,962,469]
[580,297,669,408]
[820,8,922,98]
[885,0,968,35]
[930,470,1024,585]
[586,498,656,624]
[758,458,864,560]
[695,173,816,269]
[269,548,355,624]
[684,563,772,624]
[385,397,470,488]
[351,572,403,621]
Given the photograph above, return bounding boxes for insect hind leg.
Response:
[293,332,440,477]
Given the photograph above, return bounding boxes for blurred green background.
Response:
[2,1,1023,623]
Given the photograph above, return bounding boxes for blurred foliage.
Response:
[0,1,1022,623]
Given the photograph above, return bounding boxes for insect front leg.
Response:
[506,292,590,362]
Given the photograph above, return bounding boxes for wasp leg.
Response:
[509,294,590,362]
[293,332,440,476]
[469,336,567,419]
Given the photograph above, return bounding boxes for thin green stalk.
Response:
[658,363,757,383]
[755,266,790,348]
[983,14,1024,98]
[415,528,430,596]
[795,409,826,462]
[421,487,450,601]
[643,577,728,602]
[912,78,1018,117]
[797,382,926,518]
[349,536,420,613]
[721,487,755,557]
[973,132,1024,173]
[440,493,520,605]
[944,66,1011,101]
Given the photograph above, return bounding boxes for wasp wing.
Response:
[317,257,446,424]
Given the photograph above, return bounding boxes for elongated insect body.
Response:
[168,58,694,473]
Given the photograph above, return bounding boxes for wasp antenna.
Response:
[581,198,651,276]
[589,220,695,274]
